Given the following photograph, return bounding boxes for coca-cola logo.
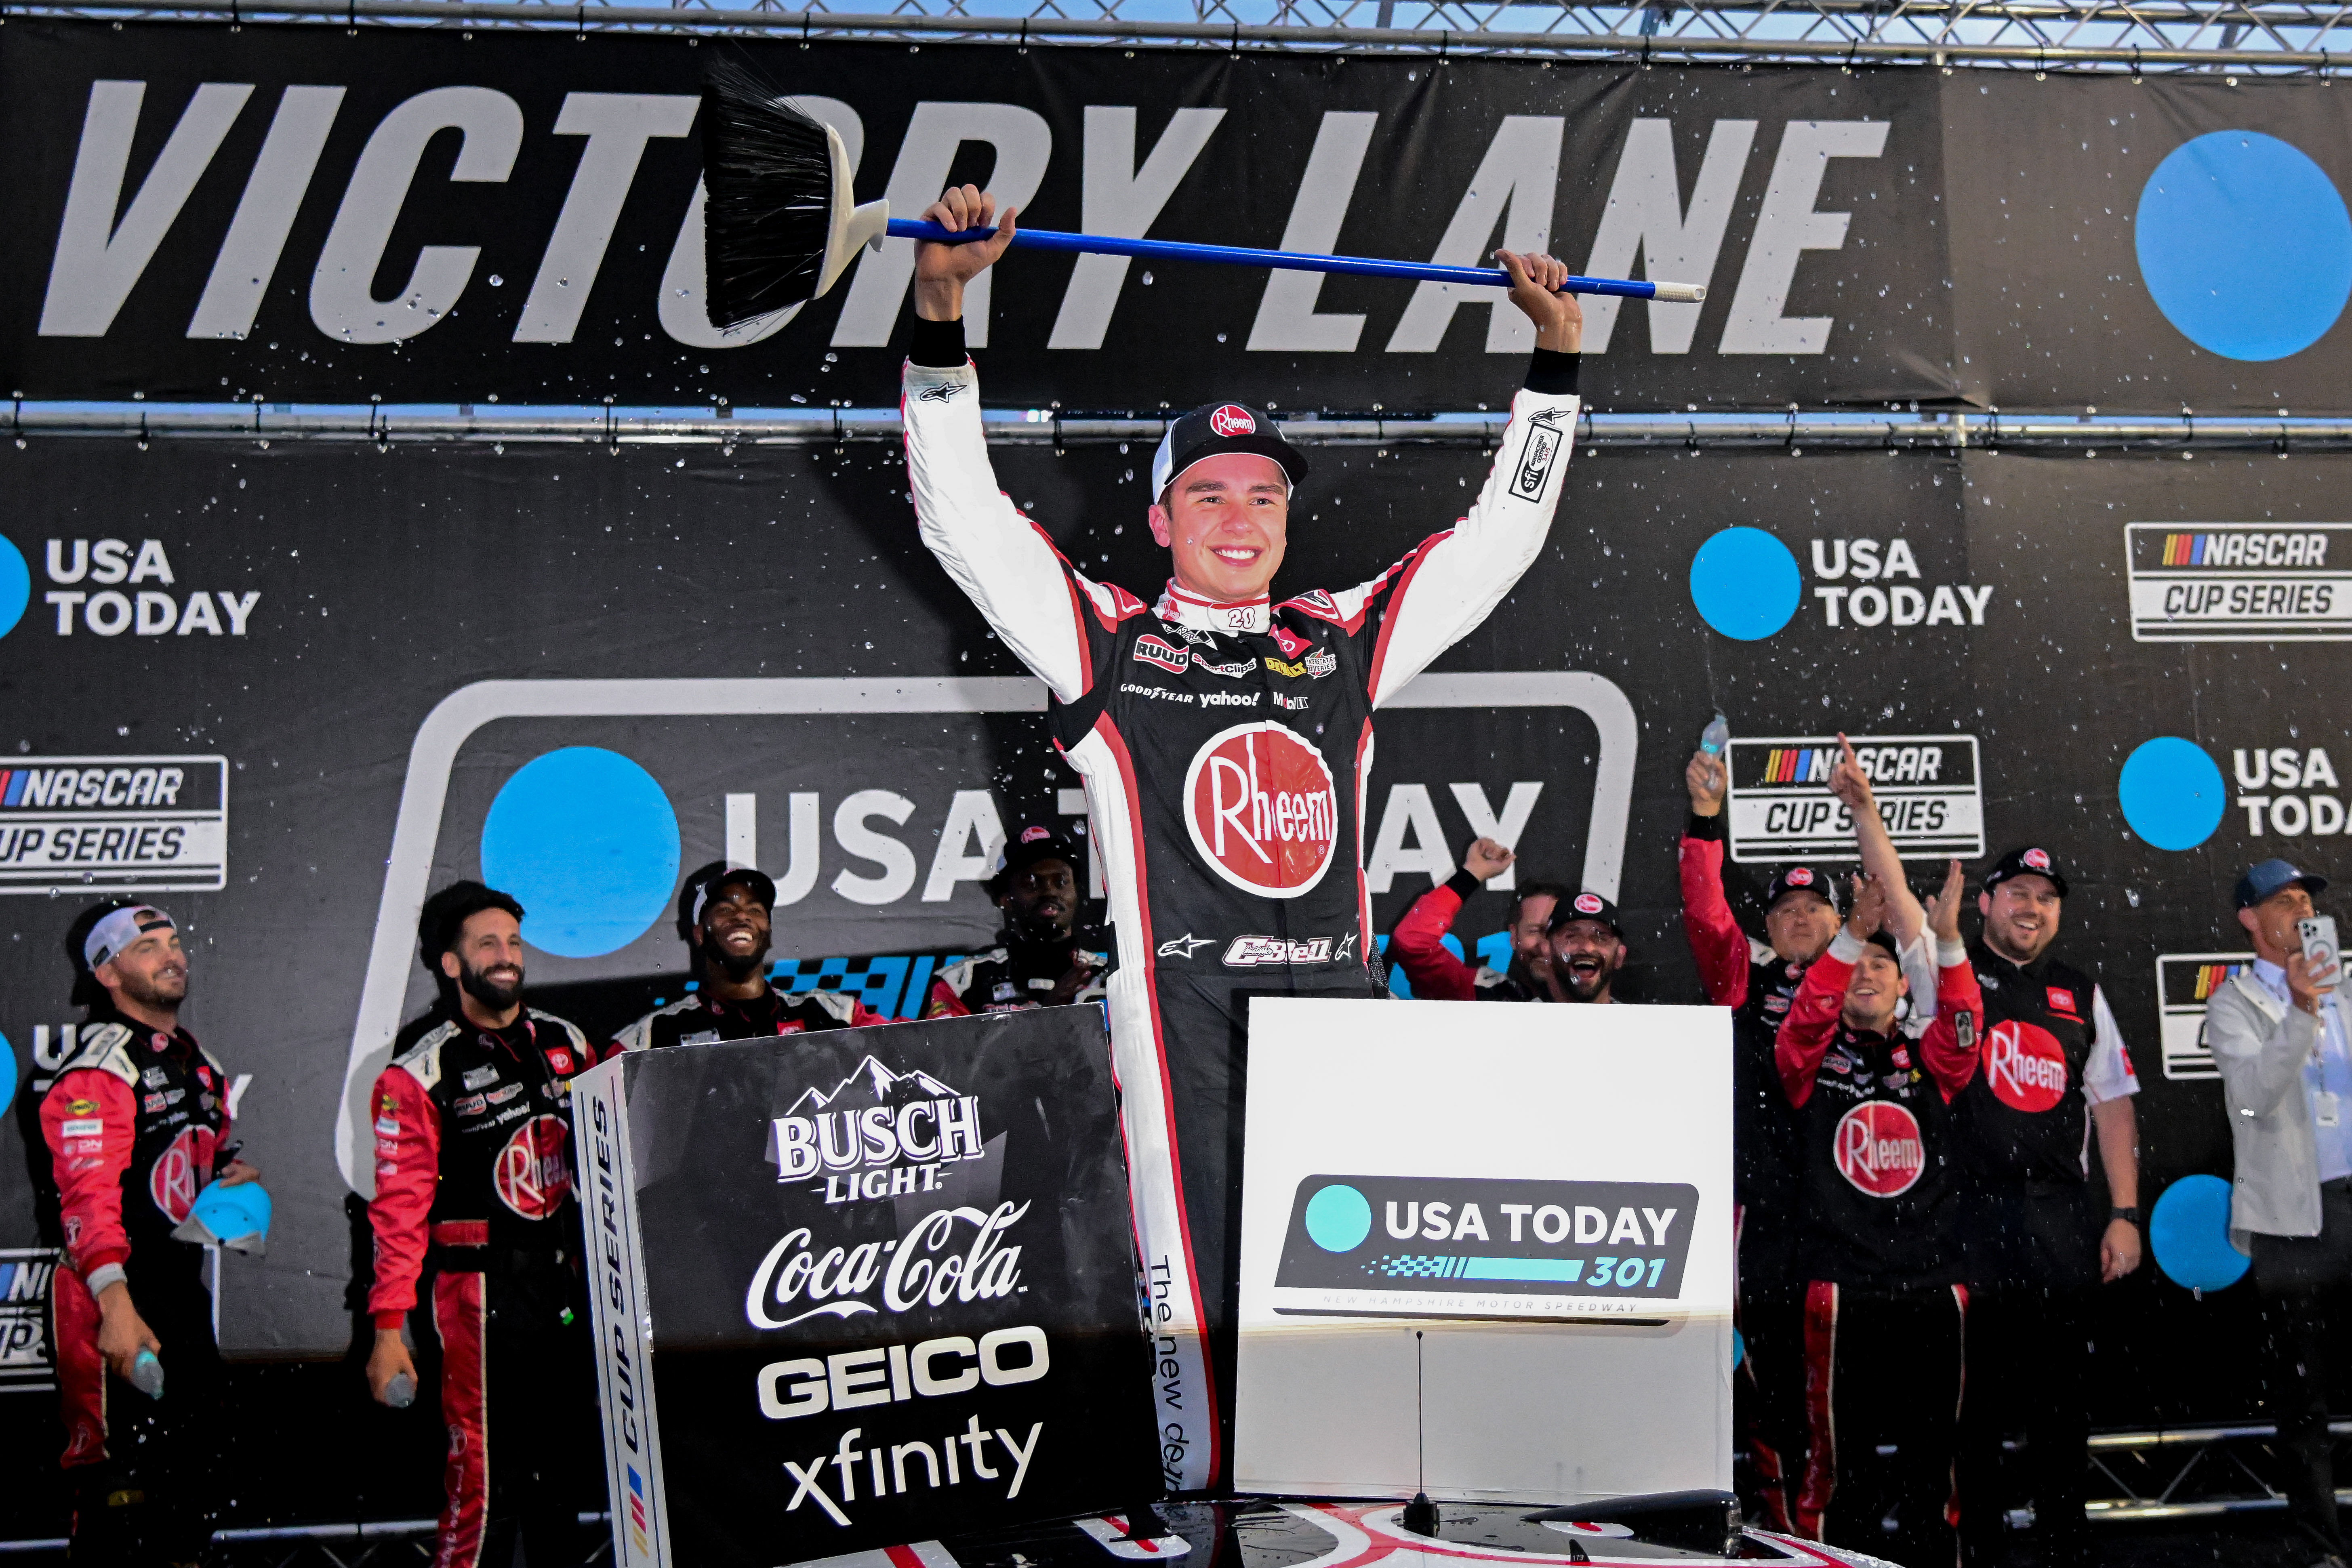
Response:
[148,1125,218,1223]
[1183,722,1338,898]
[1987,1020,2069,1113]
[745,1200,1029,1329]
[1209,404,1256,437]
[1833,1101,1925,1197]
[492,1114,573,1219]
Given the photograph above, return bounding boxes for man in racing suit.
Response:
[1385,836,1566,1001]
[614,862,882,1051]
[1677,745,1844,1530]
[903,183,1581,1492]
[1953,845,2141,1566]
[925,829,1113,1016]
[41,902,261,1565]
[1778,866,1980,1568]
[365,882,601,1568]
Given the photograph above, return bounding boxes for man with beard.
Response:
[1385,837,1567,1001]
[1954,846,2141,1568]
[615,862,884,1051]
[926,829,1112,1016]
[1778,865,1979,1568]
[1542,892,1630,1003]
[1678,745,1844,1531]
[365,881,601,1568]
[41,902,260,1565]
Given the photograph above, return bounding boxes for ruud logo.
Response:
[2126,523,2352,642]
[1271,1174,1697,1318]
[1723,734,1984,863]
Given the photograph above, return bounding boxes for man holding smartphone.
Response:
[2206,858,2352,1568]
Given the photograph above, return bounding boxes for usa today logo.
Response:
[1272,1174,1697,1306]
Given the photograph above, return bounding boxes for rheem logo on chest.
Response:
[1184,723,1338,898]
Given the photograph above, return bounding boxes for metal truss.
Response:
[2086,1419,2352,1522]
[23,0,2352,72]
[13,402,2352,452]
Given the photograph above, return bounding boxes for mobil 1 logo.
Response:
[0,757,227,892]
[1272,1175,1697,1321]
[1723,735,1984,864]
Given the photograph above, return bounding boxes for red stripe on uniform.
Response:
[1795,1280,1839,1541]
[432,1272,491,1568]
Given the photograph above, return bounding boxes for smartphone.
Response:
[2300,915,2339,982]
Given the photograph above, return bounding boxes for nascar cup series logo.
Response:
[1184,722,1338,898]
[1833,1101,1925,1197]
[493,1116,573,1219]
[1986,1021,2069,1113]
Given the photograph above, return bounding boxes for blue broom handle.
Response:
[884,218,1689,303]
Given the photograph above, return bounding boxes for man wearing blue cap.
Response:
[40,901,260,1565]
[2207,858,2352,1568]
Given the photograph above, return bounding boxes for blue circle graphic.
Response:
[0,1032,15,1119]
[0,538,29,639]
[1689,528,1802,641]
[2137,132,2352,362]
[479,747,680,958]
[1304,1183,1373,1253]
[2150,1173,2250,1293]
[2118,737,2227,852]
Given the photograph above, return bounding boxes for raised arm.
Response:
[1679,749,1755,1008]
[1827,734,1925,948]
[1361,253,1585,707]
[1388,838,1512,1001]
[903,186,1105,703]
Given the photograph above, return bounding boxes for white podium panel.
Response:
[1235,998,1734,1505]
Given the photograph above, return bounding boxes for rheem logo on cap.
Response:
[1210,404,1257,438]
[1834,1101,1925,1196]
[1786,868,1815,886]
[2024,847,2052,871]
[1183,723,1338,898]
[1574,893,1604,916]
[1020,825,1053,844]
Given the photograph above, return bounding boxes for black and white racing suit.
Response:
[902,319,1578,1492]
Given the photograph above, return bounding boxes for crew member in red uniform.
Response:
[1679,744,1843,1529]
[903,184,1581,1490]
[1778,864,1981,1568]
[1385,836,1566,1001]
[365,882,601,1568]
[1954,846,2142,1567]
[615,862,882,1051]
[925,829,1112,1016]
[41,902,260,1565]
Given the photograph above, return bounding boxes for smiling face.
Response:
[1840,942,1910,1033]
[1766,889,1841,965]
[1509,893,1558,967]
[1980,874,2063,965]
[441,908,526,1012]
[1148,453,1290,603]
[698,882,774,979]
[1548,919,1626,1002]
[96,924,188,1015]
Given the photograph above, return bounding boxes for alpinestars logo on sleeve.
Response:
[917,383,964,403]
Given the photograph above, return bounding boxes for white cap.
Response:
[84,905,174,970]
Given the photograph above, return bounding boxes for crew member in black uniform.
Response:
[925,828,1112,1016]
[1677,746,1844,1530]
[1540,893,1631,1003]
[1954,846,2142,1566]
[365,882,602,1568]
[615,862,882,1052]
[1779,865,1981,1568]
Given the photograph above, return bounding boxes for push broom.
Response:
[698,59,1706,331]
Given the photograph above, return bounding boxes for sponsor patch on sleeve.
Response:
[1509,414,1565,501]
[62,1118,103,1138]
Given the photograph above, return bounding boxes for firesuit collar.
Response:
[1155,579,1269,635]
[84,905,175,970]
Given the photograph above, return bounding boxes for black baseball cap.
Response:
[1547,890,1624,937]
[1151,401,1309,502]
[989,827,1083,897]
[2236,857,2328,910]
[1766,865,1840,914]
[679,861,778,927]
[1984,845,2070,899]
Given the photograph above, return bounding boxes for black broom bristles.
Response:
[702,56,837,330]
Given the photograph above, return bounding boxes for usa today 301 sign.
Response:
[570,1009,1157,1568]
[1233,999,1734,1503]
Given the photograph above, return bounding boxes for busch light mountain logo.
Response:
[1273,1175,1698,1319]
[768,1055,989,1206]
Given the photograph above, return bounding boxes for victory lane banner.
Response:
[570,1008,1157,1568]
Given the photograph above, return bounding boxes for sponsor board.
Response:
[0,756,228,892]
[2127,523,2352,642]
[1723,735,1984,862]
[0,1249,61,1394]
[573,1009,1153,1566]
[2155,952,2254,1082]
